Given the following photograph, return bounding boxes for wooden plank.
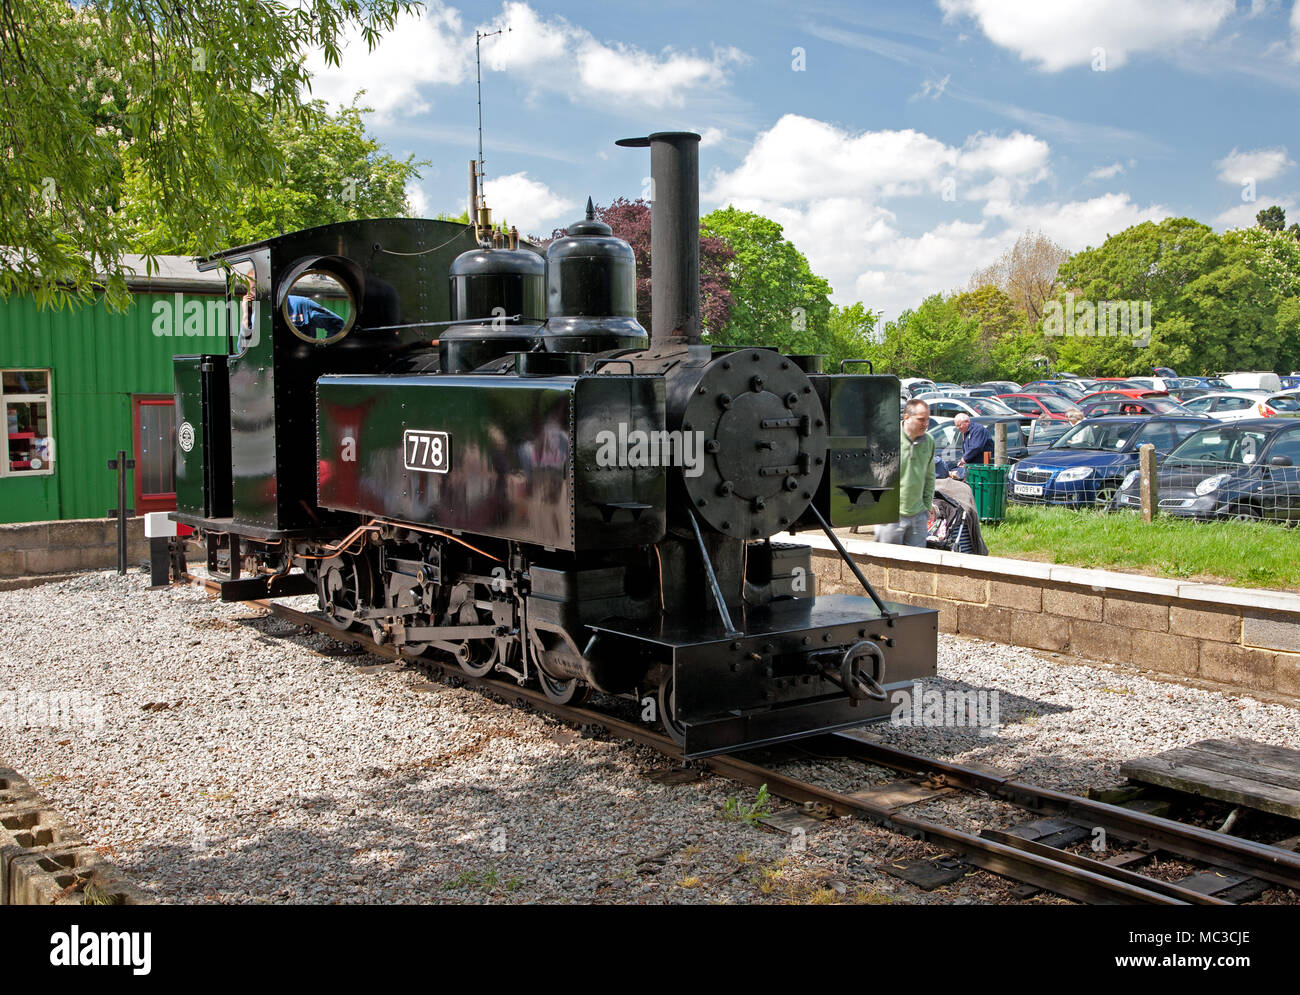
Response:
[1121,756,1300,819]
[848,779,951,811]
[1138,745,1300,794]
[1176,739,1300,788]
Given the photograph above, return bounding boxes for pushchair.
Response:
[927,490,982,554]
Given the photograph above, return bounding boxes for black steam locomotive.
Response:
[172,132,937,757]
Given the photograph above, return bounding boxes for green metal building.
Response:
[1,257,227,524]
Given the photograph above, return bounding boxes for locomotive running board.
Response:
[588,594,938,757]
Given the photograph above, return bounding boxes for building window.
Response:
[2,370,54,477]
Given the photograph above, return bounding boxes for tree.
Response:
[701,206,832,353]
[824,303,881,370]
[1049,218,1282,375]
[969,230,1069,324]
[1257,205,1287,232]
[1,0,418,309]
[118,99,425,254]
[870,294,979,382]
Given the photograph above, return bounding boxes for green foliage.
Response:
[1048,218,1284,375]
[1257,205,1287,232]
[1,0,419,309]
[824,302,881,370]
[119,99,425,254]
[701,207,832,353]
[870,294,980,382]
[721,784,772,825]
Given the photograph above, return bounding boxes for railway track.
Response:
[186,574,1300,906]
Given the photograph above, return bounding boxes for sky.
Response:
[304,0,1300,320]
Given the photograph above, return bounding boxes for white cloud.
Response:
[306,2,747,121]
[1215,146,1295,183]
[706,115,1167,319]
[405,181,430,218]
[698,127,728,148]
[1292,0,1300,59]
[1215,194,1297,228]
[481,172,576,232]
[304,5,470,122]
[982,193,1171,250]
[707,115,1050,206]
[1087,162,1125,180]
[938,0,1235,71]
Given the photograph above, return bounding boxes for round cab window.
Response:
[282,271,355,345]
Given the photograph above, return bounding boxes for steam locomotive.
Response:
[171,131,937,757]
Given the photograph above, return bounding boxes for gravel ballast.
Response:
[2,570,1298,905]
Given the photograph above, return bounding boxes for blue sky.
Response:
[306,0,1300,319]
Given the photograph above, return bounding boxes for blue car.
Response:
[1008,416,1209,507]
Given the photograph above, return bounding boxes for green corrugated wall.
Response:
[0,290,225,523]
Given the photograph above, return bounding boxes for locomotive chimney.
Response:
[616,131,701,344]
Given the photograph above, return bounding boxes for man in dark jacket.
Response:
[952,414,993,475]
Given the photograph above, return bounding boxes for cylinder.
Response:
[616,132,701,343]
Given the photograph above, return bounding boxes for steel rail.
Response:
[815,733,1300,893]
[205,587,1192,905]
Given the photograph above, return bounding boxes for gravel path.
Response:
[2,570,1297,905]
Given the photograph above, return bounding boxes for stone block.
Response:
[1010,611,1069,652]
[988,579,1042,612]
[1044,587,1103,621]
[1275,652,1300,698]
[1242,611,1300,654]
[1169,605,1241,644]
[1068,620,1133,665]
[956,604,1013,642]
[888,566,935,597]
[1131,630,1198,677]
[0,523,48,551]
[1198,642,1275,691]
[1103,597,1169,632]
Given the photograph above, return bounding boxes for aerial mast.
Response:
[473,27,505,243]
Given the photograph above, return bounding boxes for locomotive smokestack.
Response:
[616,131,701,344]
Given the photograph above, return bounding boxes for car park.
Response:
[1116,419,1300,521]
[1010,416,1209,507]
[900,377,939,398]
[995,393,1077,420]
[1021,380,1087,401]
[1081,395,1190,417]
[924,395,1018,419]
[1176,391,1276,421]
[929,415,1029,467]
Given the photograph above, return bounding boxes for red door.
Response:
[133,395,177,514]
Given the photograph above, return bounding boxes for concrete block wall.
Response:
[0,517,148,577]
[0,764,151,905]
[806,535,1300,702]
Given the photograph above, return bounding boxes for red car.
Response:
[995,393,1078,420]
[1077,388,1171,405]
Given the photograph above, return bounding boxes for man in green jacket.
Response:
[877,398,935,546]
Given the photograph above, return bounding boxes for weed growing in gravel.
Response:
[442,868,522,894]
[678,875,702,888]
[722,784,772,824]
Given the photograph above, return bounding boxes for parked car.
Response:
[1081,395,1190,417]
[923,395,1018,419]
[1078,388,1172,404]
[1021,379,1087,401]
[1026,416,1073,454]
[928,415,1029,467]
[995,393,1078,420]
[978,381,1021,394]
[1219,372,1282,393]
[1116,419,1300,521]
[1010,416,1210,507]
[1176,391,1276,421]
[1166,387,1210,403]
[900,377,939,398]
[1280,375,1300,391]
[1179,376,1231,390]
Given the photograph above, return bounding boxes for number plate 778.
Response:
[403,430,450,473]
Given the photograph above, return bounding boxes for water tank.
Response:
[442,245,545,372]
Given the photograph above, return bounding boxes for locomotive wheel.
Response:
[537,667,589,707]
[317,554,373,632]
[658,676,687,748]
[456,640,497,677]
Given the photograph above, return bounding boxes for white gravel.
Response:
[2,569,1298,905]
